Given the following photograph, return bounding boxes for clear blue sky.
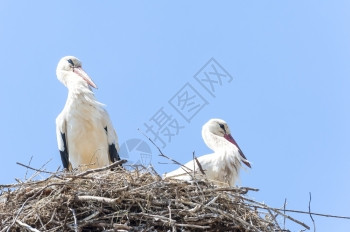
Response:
[0,1,349,231]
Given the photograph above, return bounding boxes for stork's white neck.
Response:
[68,82,93,96]
[202,128,235,152]
[65,83,104,111]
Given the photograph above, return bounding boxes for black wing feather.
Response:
[109,143,121,163]
[104,127,121,163]
[60,132,70,169]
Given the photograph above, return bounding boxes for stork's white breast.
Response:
[65,99,110,170]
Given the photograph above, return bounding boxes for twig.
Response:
[75,195,118,204]
[267,207,307,231]
[168,201,176,232]
[129,181,158,193]
[180,199,260,232]
[7,191,37,231]
[69,208,78,232]
[24,156,33,180]
[241,195,350,221]
[25,159,53,182]
[6,181,71,231]
[206,204,260,232]
[0,175,56,189]
[281,209,350,220]
[0,226,9,232]
[187,204,202,213]
[112,224,132,230]
[201,186,259,194]
[283,198,287,230]
[43,208,57,228]
[15,220,41,232]
[267,208,281,231]
[129,212,176,224]
[138,129,193,174]
[175,223,210,229]
[242,197,311,230]
[36,212,46,230]
[309,192,316,232]
[192,151,196,178]
[74,159,126,177]
[17,161,56,175]
[148,164,162,180]
[205,195,220,207]
[194,152,206,176]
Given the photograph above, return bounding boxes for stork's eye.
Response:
[219,123,226,133]
[67,59,74,67]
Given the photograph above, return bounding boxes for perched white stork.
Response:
[163,118,251,186]
[55,56,120,171]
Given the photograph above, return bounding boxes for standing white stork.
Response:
[163,118,251,186]
[55,56,120,171]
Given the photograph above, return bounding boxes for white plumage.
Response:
[163,118,251,186]
[55,56,120,171]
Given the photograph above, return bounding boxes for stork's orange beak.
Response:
[74,67,98,89]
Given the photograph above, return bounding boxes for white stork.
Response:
[55,56,120,171]
[163,118,251,186]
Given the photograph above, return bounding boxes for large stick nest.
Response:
[0,160,299,231]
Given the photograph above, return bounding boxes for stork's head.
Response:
[56,56,97,89]
[203,118,251,168]
[204,118,231,137]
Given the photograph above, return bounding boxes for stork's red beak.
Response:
[224,134,251,168]
[74,67,98,89]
